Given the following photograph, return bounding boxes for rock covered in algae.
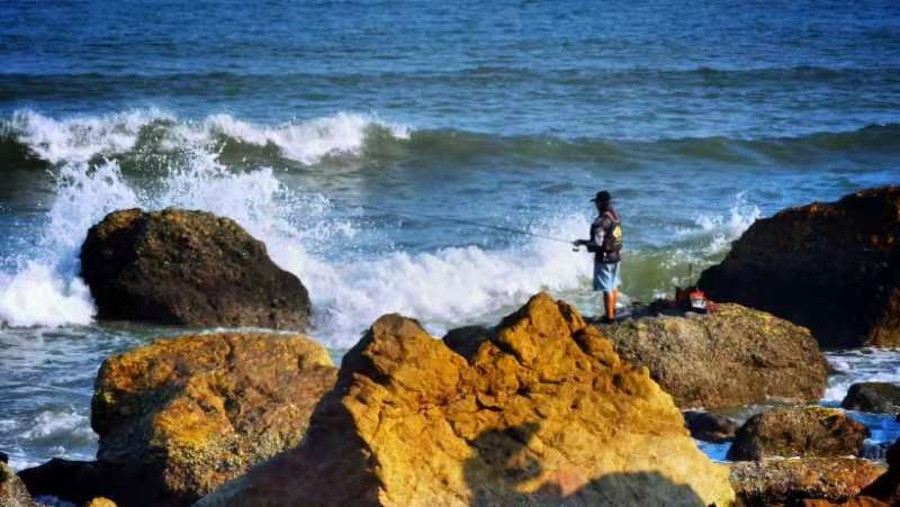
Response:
[729,458,886,506]
[728,406,869,461]
[197,292,734,506]
[601,303,828,409]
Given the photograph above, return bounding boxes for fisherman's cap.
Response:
[591,191,611,203]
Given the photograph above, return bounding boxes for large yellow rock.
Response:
[198,292,735,506]
[91,332,337,506]
[0,462,36,507]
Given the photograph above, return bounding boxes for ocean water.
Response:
[1,0,899,470]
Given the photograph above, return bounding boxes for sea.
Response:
[1,0,899,471]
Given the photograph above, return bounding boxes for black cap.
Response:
[591,191,611,203]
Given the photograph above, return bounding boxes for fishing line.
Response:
[349,203,575,245]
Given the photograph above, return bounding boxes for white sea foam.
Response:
[7,109,410,166]
[0,154,589,346]
[9,109,169,164]
[0,263,94,327]
[183,112,411,164]
[691,193,761,256]
[20,409,96,445]
[823,348,900,403]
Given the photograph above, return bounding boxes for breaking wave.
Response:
[2,109,899,171]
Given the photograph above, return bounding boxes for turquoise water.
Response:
[1,0,899,470]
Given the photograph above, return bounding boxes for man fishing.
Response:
[573,190,623,323]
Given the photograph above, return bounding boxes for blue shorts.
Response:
[593,261,621,292]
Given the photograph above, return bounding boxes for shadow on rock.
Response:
[195,386,383,507]
[464,423,709,507]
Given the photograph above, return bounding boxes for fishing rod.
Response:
[349,203,577,246]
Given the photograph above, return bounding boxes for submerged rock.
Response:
[0,462,36,507]
[842,382,900,415]
[198,292,734,506]
[728,406,869,461]
[80,208,311,329]
[87,332,336,506]
[698,186,900,349]
[683,410,738,443]
[601,303,828,409]
[729,458,885,506]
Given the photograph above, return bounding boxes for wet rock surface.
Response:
[600,303,828,409]
[197,292,735,506]
[841,382,900,415]
[698,186,900,349]
[728,406,869,461]
[80,208,311,329]
[729,458,886,506]
[684,410,739,443]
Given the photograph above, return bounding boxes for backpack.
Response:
[601,212,623,256]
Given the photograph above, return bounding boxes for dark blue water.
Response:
[0,0,899,472]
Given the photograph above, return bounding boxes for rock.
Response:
[802,498,889,507]
[80,208,311,329]
[86,498,117,507]
[19,459,109,506]
[600,303,828,409]
[0,462,36,507]
[88,332,337,506]
[0,453,7,464]
[442,325,492,361]
[729,458,886,506]
[857,439,900,505]
[683,410,738,443]
[727,406,869,461]
[197,292,735,506]
[698,186,900,349]
[842,382,900,414]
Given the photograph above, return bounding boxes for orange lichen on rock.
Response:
[91,332,337,505]
[199,292,735,507]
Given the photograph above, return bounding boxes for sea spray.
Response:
[0,153,593,346]
[4,109,411,167]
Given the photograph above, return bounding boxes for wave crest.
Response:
[1,109,411,167]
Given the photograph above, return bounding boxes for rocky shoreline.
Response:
[3,186,898,506]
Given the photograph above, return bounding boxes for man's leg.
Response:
[604,291,615,321]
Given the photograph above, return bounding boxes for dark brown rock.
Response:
[19,459,110,506]
[684,410,738,443]
[88,332,337,506]
[601,304,828,409]
[730,458,886,506]
[80,208,311,329]
[858,439,900,505]
[842,382,900,415]
[442,325,491,361]
[728,407,869,461]
[698,186,900,349]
